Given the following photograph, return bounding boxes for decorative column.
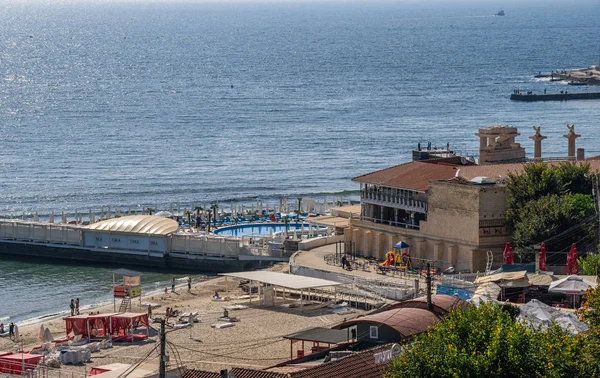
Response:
[563,124,581,161]
[529,126,547,160]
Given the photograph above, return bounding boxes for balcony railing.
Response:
[359,216,420,230]
[360,190,427,213]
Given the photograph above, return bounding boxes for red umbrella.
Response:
[503,242,513,264]
[539,242,547,271]
[507,246,514,265]
[566,243,578,275]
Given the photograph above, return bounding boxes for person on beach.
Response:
[214,291,220,299]
[70,299,75,316]
[147,305,152,319]
[171,278,176,292]
[8,322,14,340]
[187,278,192,292]
[75,298,80,315]
[0,323,4,334]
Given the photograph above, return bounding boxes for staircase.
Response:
[118,298,131,313]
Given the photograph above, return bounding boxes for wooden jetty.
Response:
[510,92,600,102]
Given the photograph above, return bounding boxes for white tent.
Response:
[519,299,560,322]
[549,275,597,294]
[154,211,174,218]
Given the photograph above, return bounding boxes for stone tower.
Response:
[475,126,526,165]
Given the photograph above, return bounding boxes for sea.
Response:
[1,0,600,324]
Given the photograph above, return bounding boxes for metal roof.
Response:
[284,327,352,344]
[85,215,178,236]
[337,308,439,338]
[219,271,343,290]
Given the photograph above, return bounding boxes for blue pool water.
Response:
[214,223,309,237]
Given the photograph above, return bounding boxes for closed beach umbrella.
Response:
[49,212,54,223]
[62,211,67,224]
[13,325,19,343]
[567,244,579,275]
[34,212,39,222]
[503,242,514,264]
[539,243,547,271]
[37,324,45,342]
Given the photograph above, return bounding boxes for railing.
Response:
[359,216,420,231]
[360,190,428,212]
[0,220,81,245]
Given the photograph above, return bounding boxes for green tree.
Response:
[505,162,596,251]
[511,193,595,250]
[578,253,600,277]
[386,303,583,378]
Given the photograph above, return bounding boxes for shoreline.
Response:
[9,277,209,328]
[0,263,366,373]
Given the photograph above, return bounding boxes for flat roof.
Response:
[284,327,351,344]
[219,271,344,290]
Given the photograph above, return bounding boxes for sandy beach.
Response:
[0,264,365,374]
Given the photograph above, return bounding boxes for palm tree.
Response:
[185,210,192,226]
[146,207,154,216]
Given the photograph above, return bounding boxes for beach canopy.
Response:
[394,241,409,249]
[549,275,596,294]
[519,299,560,322]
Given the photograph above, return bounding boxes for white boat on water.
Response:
[495,10,505,16]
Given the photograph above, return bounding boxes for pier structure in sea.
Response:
[534,60,600,86]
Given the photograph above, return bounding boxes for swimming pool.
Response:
[214,223,311,237]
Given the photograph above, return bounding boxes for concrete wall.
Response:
[298,235,344,251]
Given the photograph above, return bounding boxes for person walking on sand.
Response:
[171,278,176,293]
[70,299,75,316]
[8,322,14,340]
[187,278,192,292]
[75,298,80,315]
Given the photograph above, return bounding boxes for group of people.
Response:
[69,298,80,316]
[165,277,193,294]
[0,322,16,340]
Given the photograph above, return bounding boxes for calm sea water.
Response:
[1,0,600,323]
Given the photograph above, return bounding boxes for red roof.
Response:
[337,308,439,338]
[181,371,220,378]
[290,344,394,378]
[352,161,458,192]
[182,369,286,378]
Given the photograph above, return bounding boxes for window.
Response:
[370,325,378,339]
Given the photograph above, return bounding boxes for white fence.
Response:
[0,221,80,245]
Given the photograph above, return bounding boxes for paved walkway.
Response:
[293,244,429,288]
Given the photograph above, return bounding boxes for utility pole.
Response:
[160,319,167,378]
[426,263,433,312]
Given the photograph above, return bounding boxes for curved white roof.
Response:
[85,215,178,236]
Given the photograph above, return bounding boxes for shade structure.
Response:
[65,313,119,341]
[519,299,560,322]
[110,313,149,342]
[394,241,409,249]
[474,282,502,299]
[0,354,43,375]
[549,275,596,294]
[220,271,343,290]
[539,243,547,271]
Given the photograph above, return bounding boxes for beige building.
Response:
[346,125,596,272]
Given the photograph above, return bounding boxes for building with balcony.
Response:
[345,125,595,272]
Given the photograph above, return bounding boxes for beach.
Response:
[0,263,365,374]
